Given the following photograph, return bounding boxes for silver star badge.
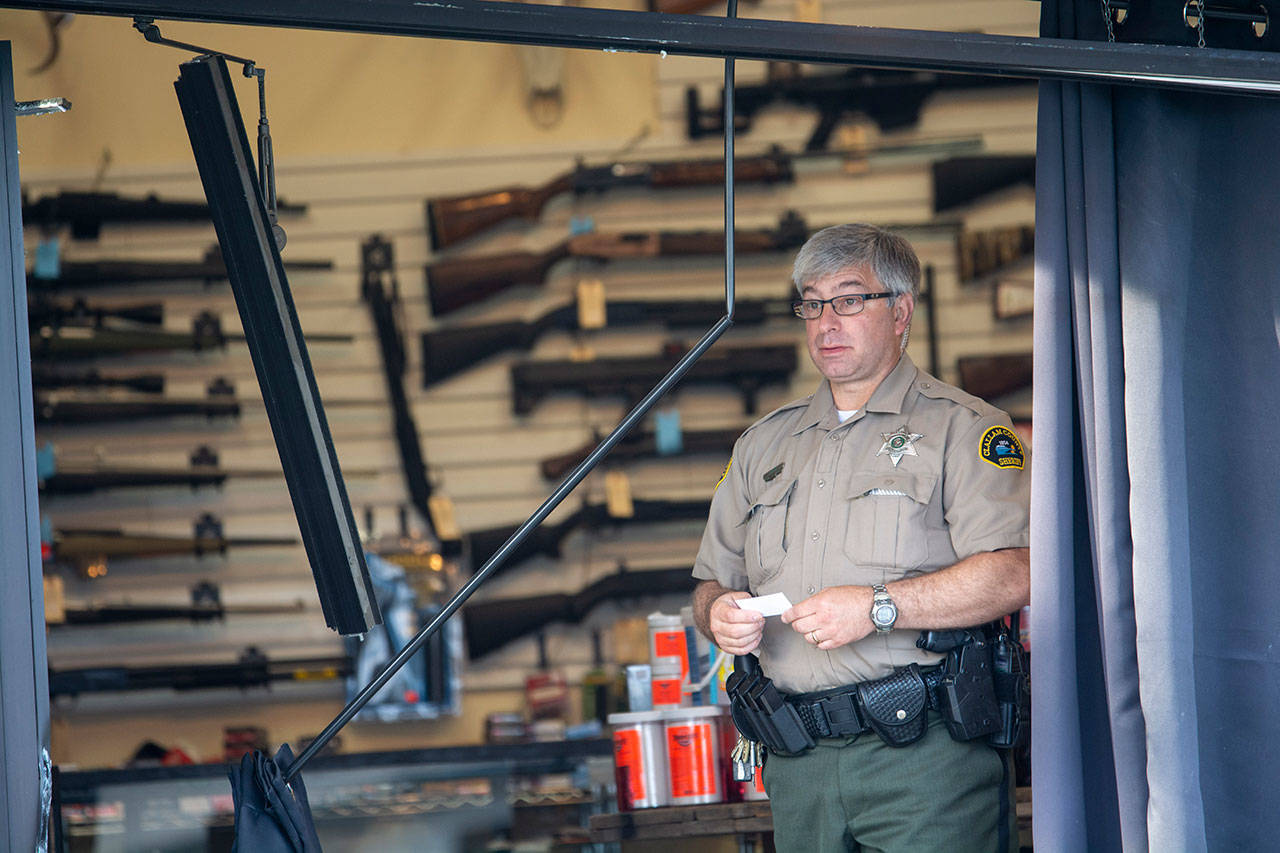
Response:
[877,426,923,467]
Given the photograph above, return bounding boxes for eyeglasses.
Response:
[791,292,895,320]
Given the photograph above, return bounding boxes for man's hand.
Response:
[708,589,765,655]
[782,585,873,650]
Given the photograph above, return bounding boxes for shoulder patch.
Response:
[979,426,1025,470]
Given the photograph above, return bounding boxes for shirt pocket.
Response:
[738,478,796,586]
[840,471,938,574]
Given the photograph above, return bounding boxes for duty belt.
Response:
[786,664,945,740]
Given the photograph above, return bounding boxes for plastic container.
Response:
[650,658,685,710]
[663,706,725,805]
[624,664,653,712]
[648,611,689,678]
[608,710,669,810]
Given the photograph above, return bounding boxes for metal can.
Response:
[608,710,668,810]
[663,706,724,805]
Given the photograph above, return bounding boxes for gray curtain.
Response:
[1033,3,1280,851]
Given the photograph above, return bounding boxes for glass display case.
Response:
[55,739,616,853]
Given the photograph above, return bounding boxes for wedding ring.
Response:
[810,631,819,644]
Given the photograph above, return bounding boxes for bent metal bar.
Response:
[3,0,1280,95]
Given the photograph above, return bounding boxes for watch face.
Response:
[873,604,896,626]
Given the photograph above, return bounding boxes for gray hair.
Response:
[791,223,921,299]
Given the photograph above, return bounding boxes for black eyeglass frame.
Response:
[791,291,896,319]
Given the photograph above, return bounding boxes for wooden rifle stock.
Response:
[426,212,805,317]
[957,225,1035,283]
[464,566,697,658]
[427,175,576,250]
[955,353,1033,400]
[425,152,792,250]
[425,243,572,316]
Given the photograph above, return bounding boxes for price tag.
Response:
[604,471,635,518]
[44,576,66,625]
[427,495,461,543]
[654,409,683,456]
[34,239,61,279]
[794,0,823,23]
[576,278,607,330]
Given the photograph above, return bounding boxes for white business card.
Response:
[736,592,792,617]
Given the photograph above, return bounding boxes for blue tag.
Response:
[568,216,595,236]
[36,443,56,480]
[40,516,53,545]
[654,409,683,455]
[34,239,60,279]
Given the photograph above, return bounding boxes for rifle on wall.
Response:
[456,496,710,576]
[42,513,298,577]
[29,296,164,328]
[957,225,1035,283]
[425,147,794,250]
[687,65,1034,151]
[31,365,165,394]
[25,245,332,289]
[22,191,306,240]
[464,565,698,658]
[425,211,809,316]
[508,341,797,415]
[540,424,741,481]
[45,579,305,626]
[49,646,349,696]
[31,310,351,359]
[34,378,241,425]
[932,155,1035,213]
[955,352,1033,401]
[37,444,278,495]
[423,297,794,385]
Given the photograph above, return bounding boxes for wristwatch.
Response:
[869,584,898,633]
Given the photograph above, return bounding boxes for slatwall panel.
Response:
[27,5,1037,758]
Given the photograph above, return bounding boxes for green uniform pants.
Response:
[761,713,1015,853]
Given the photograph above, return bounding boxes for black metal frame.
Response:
[174,54,380,636]
[0,41,52,853]
[3,0,1280,93]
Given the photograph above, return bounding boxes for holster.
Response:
[727,654,815,756]
[855,663,929,747]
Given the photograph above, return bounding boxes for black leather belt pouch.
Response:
[856,663,929,747]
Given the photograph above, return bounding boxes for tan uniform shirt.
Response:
[693,354,1030,694]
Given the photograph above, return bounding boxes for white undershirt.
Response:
[836,408,858,423]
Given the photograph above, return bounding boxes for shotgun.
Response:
[425,211,808,316]
[687,66,1034,151]
[540,424,742,480]
[464,565,698,658]
[47,580,305,626]
[36,444,278,495]
[30,365,165,394]
[28,296,163,328]
[425,147,793,250]
[30,310,351,359]
[460,497,710,577]
[508,341,798,415]
[49,647,350,696]
[955,353,1033,401]
[34,378,241,425]
[422,297,794,385]
[22,191,306,240]
[25,245,332,289]
[43,513,298,577]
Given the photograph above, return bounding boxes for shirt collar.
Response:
[792,354,918,435]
